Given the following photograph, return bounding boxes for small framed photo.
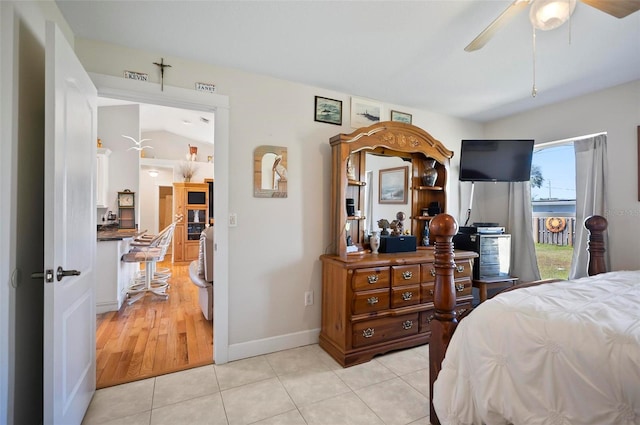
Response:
[390,110,412,124]
[314,96,342,125]
[351,97,382,128]
[379,166,408,204]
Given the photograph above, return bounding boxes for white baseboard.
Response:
[227,328,320,362]
[96,301,118,314]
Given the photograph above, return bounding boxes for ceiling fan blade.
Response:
[465,0,531,52]
[579,0,640,18]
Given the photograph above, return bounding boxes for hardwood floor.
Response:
[95,259,213,389]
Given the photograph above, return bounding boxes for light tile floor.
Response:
[82,343,432,425]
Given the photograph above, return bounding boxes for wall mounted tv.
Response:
[459,139,534,182]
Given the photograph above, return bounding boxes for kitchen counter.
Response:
[96,234,140,313]
[97,228,144,241]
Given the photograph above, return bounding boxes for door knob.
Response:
[56,266,81,282]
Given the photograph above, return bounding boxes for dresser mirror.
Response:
[363,152,412,237]
[329,121,453,257]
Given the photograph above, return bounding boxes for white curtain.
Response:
[570,134,609,279]
[507,181,541,282]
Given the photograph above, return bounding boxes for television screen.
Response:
[459,139,534,182]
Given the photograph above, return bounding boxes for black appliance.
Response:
[453,232,511,280]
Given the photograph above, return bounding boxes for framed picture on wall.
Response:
[379,166,408,204]
[351,97,382,128]
[390,110,412,124]
[314,96,342,125]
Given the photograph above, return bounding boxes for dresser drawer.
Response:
[391,265,421,287]
[421,282,435,303]
[455,301,473,319]
[454,278,472,297]
[352,313,419,348]
[419,308,437,334]
[352,267,390,291]
[390,284,421,308]
[421,261,472,283]
[419,301,472,334]
[352,288,390,315]
[421,263,436,283]
[453,260,472,279]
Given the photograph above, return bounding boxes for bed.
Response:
[427,215,639,425]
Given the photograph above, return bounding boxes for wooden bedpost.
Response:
[428,213,458,425]
[585,215,607,276]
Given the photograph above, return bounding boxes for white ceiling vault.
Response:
[96,98,215,144]
[59,0,640,123]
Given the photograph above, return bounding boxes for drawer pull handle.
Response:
[427,314,435,323]
[402,320,413,330]
[430,269,436,277]
[429,289,434,296]
[402,271,413,280]
[367,275,379,284]
[456,283,465,292]
[401,291,413,301]
[367,296,379,305]
[362,328,375,338]
[457,308,468,316]
[456,265,465,273]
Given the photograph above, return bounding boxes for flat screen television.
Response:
[459,139,534,182]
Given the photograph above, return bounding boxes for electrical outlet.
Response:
[229,213,238,227]
[304,291,314,306]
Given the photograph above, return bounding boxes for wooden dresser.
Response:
[321,122,477,366]
[320,250,475,367]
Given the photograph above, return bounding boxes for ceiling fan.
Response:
[465,0,640,52]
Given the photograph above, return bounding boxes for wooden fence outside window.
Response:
[532,216,576,246]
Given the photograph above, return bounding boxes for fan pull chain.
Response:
[531,27,537,98]
[568,2,573,45]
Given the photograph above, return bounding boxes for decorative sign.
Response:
[123,70,148,81]
[195,82,217,93]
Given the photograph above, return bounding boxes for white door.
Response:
[43,21,97,424]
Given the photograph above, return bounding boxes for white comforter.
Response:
[433,270,640,425]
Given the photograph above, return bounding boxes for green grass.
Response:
[535,243,573,280]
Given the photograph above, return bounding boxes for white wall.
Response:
[480,80,640,271]
[73,38,483,355]
[97,105,141,225]
[141,129,214,162]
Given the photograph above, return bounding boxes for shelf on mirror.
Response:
[413,185,444,191]
[347,179,367,186]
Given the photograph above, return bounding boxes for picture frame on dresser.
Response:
[379,166,408,204]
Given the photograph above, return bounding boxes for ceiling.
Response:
[57,0,640,124]
[98,97,215,144]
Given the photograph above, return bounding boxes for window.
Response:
[531,143,575,279]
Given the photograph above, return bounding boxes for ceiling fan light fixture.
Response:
[530,0,577,30]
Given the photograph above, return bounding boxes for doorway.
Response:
[158,186,173,236]
[94,97,218,388]
[91,73,230,369]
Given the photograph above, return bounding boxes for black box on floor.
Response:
[379,235,417,253]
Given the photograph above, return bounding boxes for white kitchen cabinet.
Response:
[96,237,138,313]
[96,147,111,208]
